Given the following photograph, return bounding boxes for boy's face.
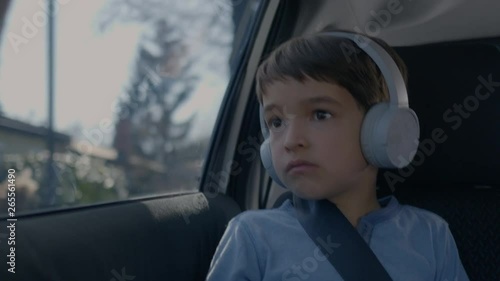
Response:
[262,78,375,200]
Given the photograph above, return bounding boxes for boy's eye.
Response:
[268,117,283,130]
[314,110,332,120]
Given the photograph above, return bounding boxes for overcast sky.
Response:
[0,0,233,146]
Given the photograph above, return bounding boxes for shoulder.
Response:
[230,199,297,231]
[400,204,448,224]
[396,203,450,237]
[220,199,299,259]
[207,200,298,280]
[222,199,299,249]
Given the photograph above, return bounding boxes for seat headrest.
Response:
[379,41,500,188]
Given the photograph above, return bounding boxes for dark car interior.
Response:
[384,41,500,280]
[0,0,498,280]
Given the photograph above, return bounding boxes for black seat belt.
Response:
[293,194,393,281]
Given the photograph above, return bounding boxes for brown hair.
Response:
[255,27,408,112]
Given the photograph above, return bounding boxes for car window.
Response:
[0,0,262,216]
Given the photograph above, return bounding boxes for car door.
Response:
[0,0,273,280]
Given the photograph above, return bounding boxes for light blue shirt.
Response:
[206,196,470,281]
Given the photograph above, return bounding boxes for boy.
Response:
[206,29,469,281]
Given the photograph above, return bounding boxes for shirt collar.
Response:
[359,195,402,225]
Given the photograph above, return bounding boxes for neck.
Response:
[327,175,380,228]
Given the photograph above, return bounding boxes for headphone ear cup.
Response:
[259,106,287,188]
[260,138,287,188]
[361,102,420,168]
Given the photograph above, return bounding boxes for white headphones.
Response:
[259,31,420,188]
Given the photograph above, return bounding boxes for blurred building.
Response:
[0,115,71,156]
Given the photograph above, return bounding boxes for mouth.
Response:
[286,159,317,174]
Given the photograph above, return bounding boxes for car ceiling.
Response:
[292,0,500,46]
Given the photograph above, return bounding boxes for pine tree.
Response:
[114,19,197,165]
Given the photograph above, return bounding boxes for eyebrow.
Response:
[263,96,342,113]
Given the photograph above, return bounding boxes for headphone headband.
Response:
[322,32,408,108]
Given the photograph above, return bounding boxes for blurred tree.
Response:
[113,19,197,164]
[98,1,209,194]
[99,0,237,194]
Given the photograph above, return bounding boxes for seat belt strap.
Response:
[293,195,393,281]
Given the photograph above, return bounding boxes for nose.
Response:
[283,119,309,151]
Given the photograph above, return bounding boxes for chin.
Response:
[288,179,349,201]
[289,184,328,201]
